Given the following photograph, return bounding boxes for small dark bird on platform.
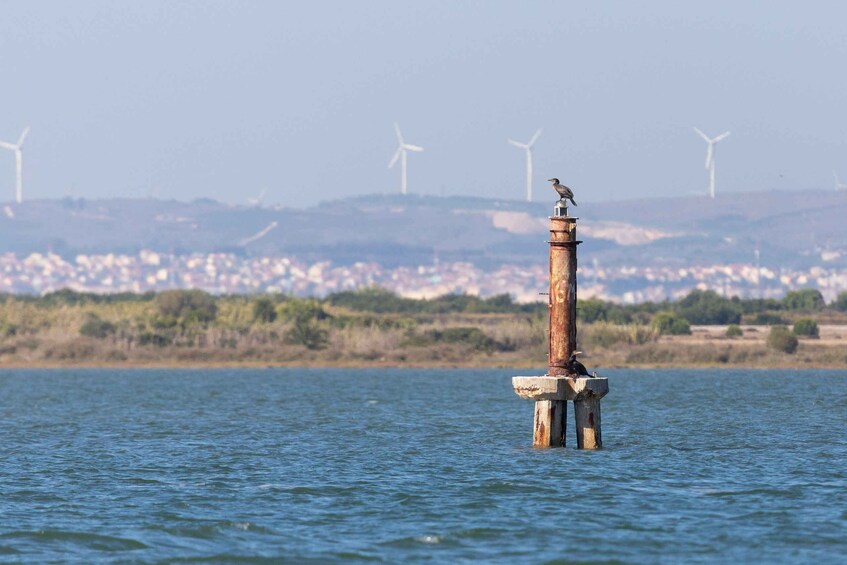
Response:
[548,178,577,206]
[565,351,590,377]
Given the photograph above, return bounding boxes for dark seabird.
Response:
[564,351,590,377]
[548,178,577,206]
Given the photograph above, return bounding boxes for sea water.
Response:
[1,368,845,563]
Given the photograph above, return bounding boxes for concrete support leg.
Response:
[573,397,602,450]
[533,399,566,448]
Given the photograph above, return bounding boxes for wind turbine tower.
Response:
[247,187,268,207]
[508,128,542,202]
[388,123,424,195]
[0,126,30,204]
[693,127,730,199]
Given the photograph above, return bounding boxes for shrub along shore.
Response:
[1,287,846,369]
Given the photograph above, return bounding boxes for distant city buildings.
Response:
[0,250,844,303]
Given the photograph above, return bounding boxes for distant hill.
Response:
[2,189,846,269]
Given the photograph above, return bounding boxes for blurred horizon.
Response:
[1,1,846,207]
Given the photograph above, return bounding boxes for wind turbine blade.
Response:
[17,126,30,147]
[528,128,542,146]
[712,131,731,143]
[835,170,841,188]
[508,139,527,148]
[402,144,424,152]
[393,122,404,144]
[693,127,711,142]
[705,144,713,169]
[388,148,402,168]
[0,141,16,151]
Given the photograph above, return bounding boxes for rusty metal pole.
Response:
[548,207,606,449]
[548,214,579,376]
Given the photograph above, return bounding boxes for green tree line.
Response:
[2,287,845,349]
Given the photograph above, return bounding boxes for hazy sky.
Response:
[1,1,846,207]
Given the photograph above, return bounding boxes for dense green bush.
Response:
[740,298,784,314]
[403,326,513,352]
[156,290,217,324]
[676,290,742,325]
[138,331,173,347]
[581,322,659,347]
[79,314,116,339]
[833,291,847,312]
[577,299,610,323]
[327,287,414,313]
[576,299,643,324]
[750,312,788,325]
[272,299,331,349]
[429,327,497,351]
[252,298,277,323]
[326,288,541,315]
[278,299,329,322]
[651,312,691,335]
[792,318,819,338]
[725,324,743,338]
[37,289,156,306]
[284,318,328,350]
[767,325,799,354]
[782,289,825,311]
[151,315,178,329]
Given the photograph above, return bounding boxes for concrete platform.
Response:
[512,375,609,401]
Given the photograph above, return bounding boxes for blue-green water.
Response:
[1,369,846,563]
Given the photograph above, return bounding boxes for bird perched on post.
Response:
[564,351,590,377]
[548,178,577,207]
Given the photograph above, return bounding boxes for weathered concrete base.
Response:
[533,400,566,448]
[512,375,608,402]
[513,375,608,449]
[574,396,602,449]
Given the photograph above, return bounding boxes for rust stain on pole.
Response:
[548,216,580,376]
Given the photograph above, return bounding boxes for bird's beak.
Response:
[547,178,554,182]
[573,351,583,356]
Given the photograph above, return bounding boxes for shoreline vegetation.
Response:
[2,287,847,370]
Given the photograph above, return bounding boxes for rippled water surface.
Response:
[1,368,846,563]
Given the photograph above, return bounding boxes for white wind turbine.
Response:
[388,123,423,195]
[693,127,730,199]
[508,128,542,202]
[247,187,267,207]
[0,126,30,204]
[833,170,847,190]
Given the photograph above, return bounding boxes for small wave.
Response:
[165,553,300,563]
[453,527,508,540]
[143,520,274,539]
[257,483,282,489]
[0,530,147,552]
[380,534,461,549]
[332,551,383,561]
[6,490,68,503]
[124,476,165,485]
[704,487,803,498]
[283,485,361,497]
